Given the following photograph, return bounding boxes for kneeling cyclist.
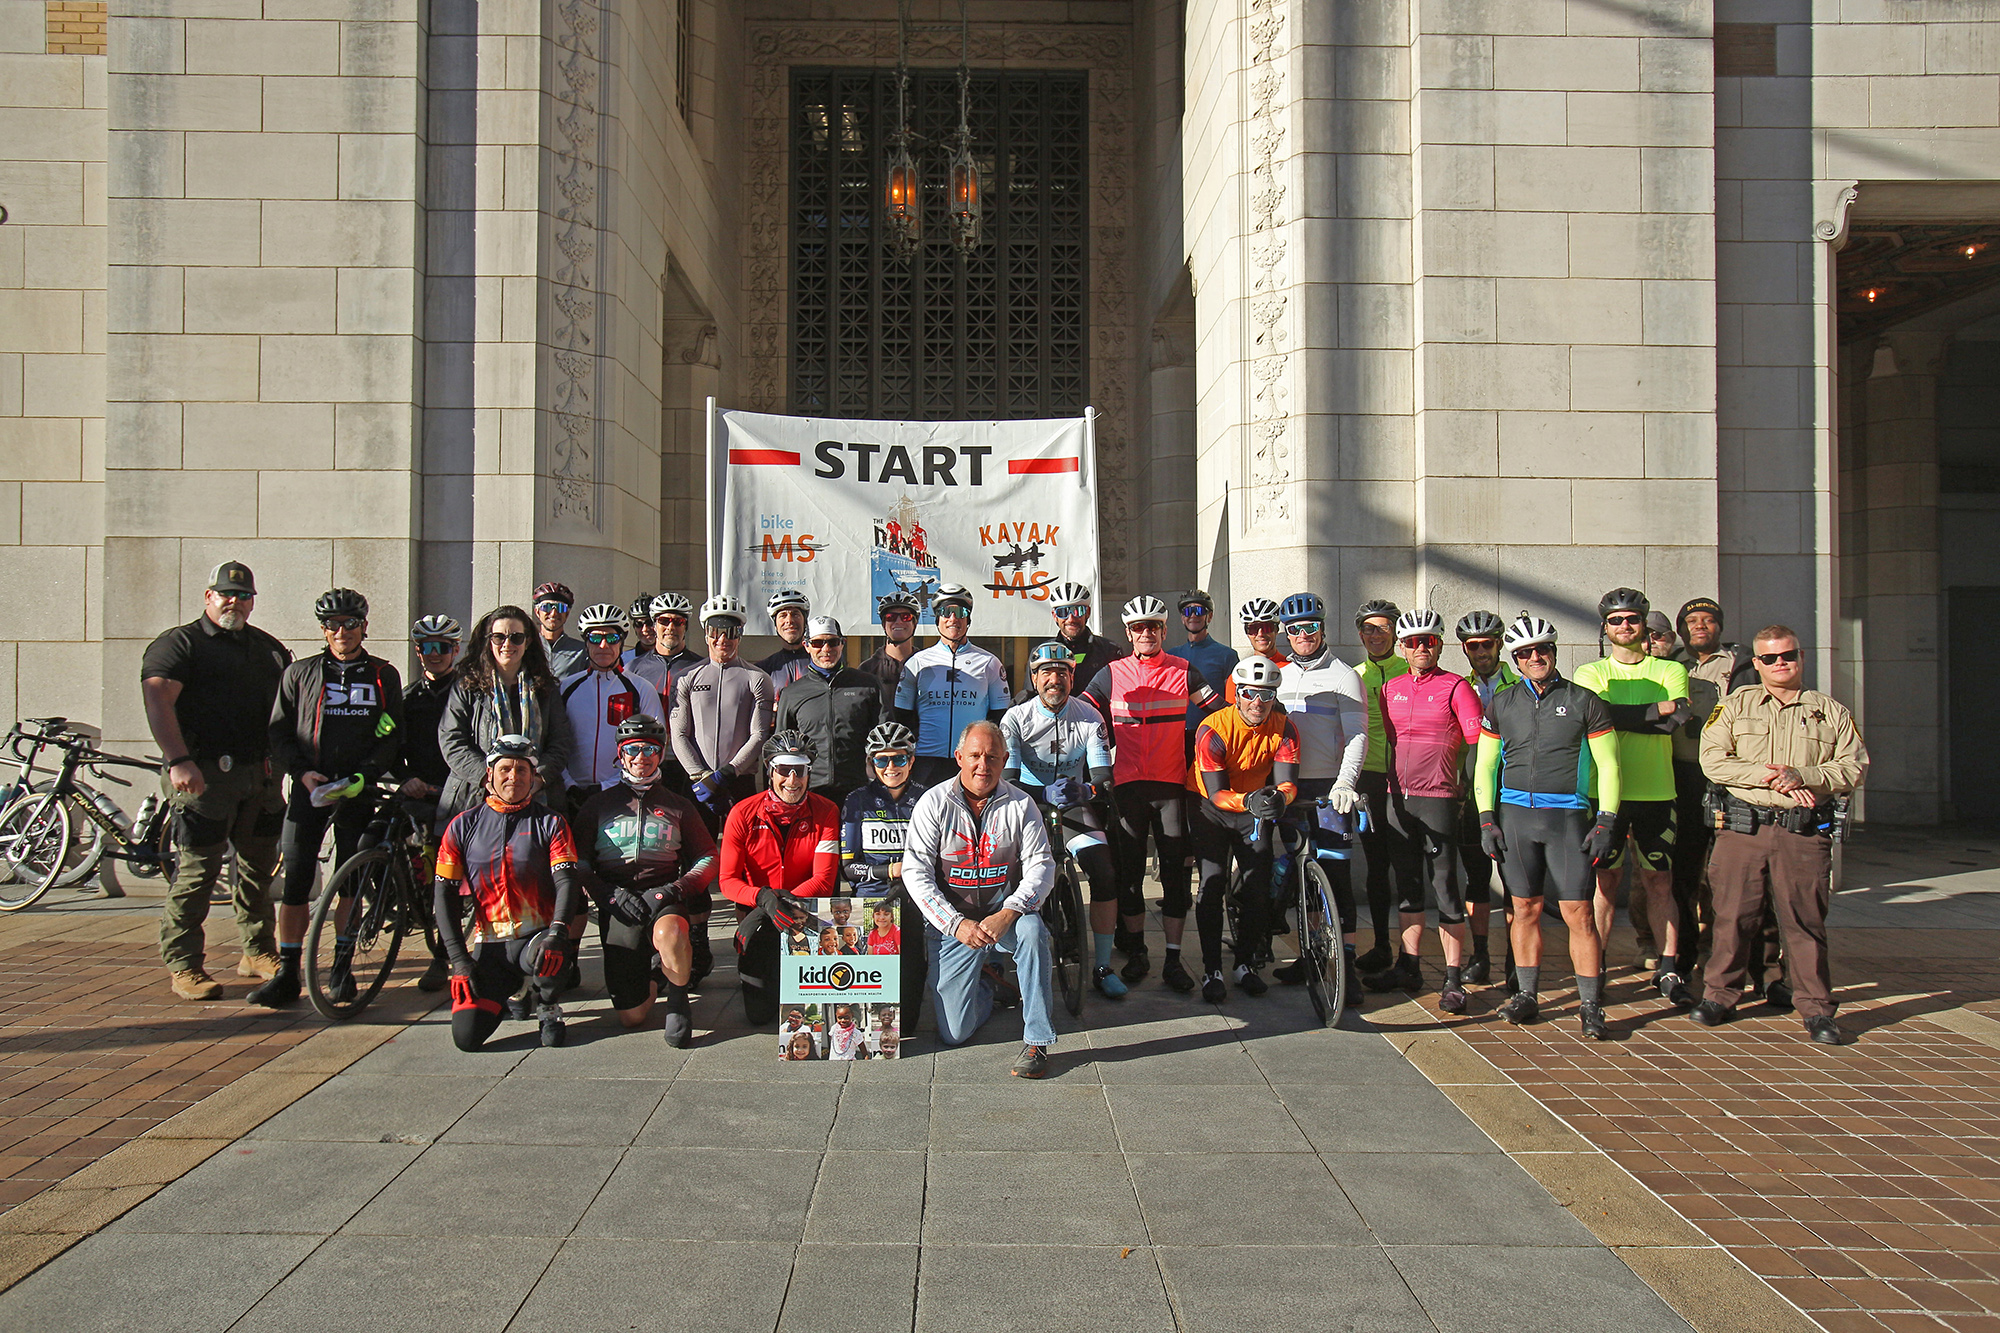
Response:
[1189,657,1301,1001]
[433,736,582,1050]
[841,722,931,1025]
[574,715,718,1048]
[1002,642,1122,997]
[719,731,842,1024]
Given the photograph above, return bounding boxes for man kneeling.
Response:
[902,721,1058,1078]
[434,735,581,1050]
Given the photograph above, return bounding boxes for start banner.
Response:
[709,404,1100,635]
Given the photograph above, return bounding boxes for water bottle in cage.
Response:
[132,794,161,839]
[86,789,135,835]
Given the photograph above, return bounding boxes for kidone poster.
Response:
[710,406,1101,635]
[778,896,903,1060]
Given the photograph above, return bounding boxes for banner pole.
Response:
[705,396,720,595]
[1083,405,1099,626]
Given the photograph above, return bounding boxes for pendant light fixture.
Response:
[946,0,983,254]
[883,0,921,257]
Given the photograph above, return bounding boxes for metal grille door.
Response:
[790,67,1088,420]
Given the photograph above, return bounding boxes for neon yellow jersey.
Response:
[1571,655,1689,802]
[1357,655,1410,774]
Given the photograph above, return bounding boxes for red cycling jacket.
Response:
[719,789,842,908]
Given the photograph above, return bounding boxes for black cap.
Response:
[1677,597,1723,633]
[207,561,256,595]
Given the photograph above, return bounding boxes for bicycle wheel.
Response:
[1298,859,1345,1027]
[1048,866,1088,1016]
[305,847,408,1020]
[37,782,105,887]
[0,794,73,910]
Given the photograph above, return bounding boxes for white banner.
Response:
[711,407,1100,635]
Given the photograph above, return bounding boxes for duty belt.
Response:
[1715,789,1835,838]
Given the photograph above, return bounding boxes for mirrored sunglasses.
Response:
[1053,603,1088,618]
[417,640,458,655]
[1283,621,1322,637]
[871,752,913,769]
[320,617,364,632]
[881,610,916,623]
[1237,686,1277,702]
[1402,635,1442,650]
[1244,621,1278,635]
[652,613,688,627]
[770,760,810,775]
[936,607,970,620]
[536,600,571,614]
[618,742,662,758]
[583,631,624,645]
[1180,605,1209,617]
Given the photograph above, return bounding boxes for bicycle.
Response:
[1229,798,1357,1026]
[1038,802,1091,1017]
[0,725,173,910]
[0,717,139,893]
[303,779,444,1020]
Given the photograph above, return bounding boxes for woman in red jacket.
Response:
[722,731,841,1022]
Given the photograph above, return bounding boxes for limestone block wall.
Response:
[0,0,106,726]
[100,0,427,746]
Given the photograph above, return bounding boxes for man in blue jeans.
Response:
[901,720,1058,1077]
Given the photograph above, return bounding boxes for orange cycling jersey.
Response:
[1187,707,1301,811]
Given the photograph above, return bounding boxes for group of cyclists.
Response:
[158,562,1765,1059]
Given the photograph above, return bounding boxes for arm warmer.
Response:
[433,876,470,970]
[1474,731,1501,815]
[1587,730,1621,814]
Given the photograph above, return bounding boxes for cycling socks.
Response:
[1516,965,1540,999]
[332,936,354,968]
[276,942,302,979]
[1095,933,1115,970]
[1444,965,1463,992]
[1576,974,1603,1006]
[1472,936,1490,960]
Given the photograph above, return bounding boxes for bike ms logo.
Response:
[797,960,887,995]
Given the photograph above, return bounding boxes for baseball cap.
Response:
[1646,611,1674,637]
[208,561,257,596]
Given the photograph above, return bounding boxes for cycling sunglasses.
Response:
[1052,603,1089,619]
[808,637,842,649]
[489,630,529,647]
[1511,644,1556,661]
[871,752,913,769]
[1402,635,1443,650]
[1283,620,1323,637]
[320,617,364,633]
[652,613,688,627]
[1754,649,1800,665]
[583,630,624,646]
[1605,613,1645,627]
[1180,605,1209,617]
[1461,637,1499,651]
[535,600,571,614]
[770,760,810,776]
[416,639,458,655]
[1237,686,1277,702]
[618,742,663,758]
[936,607,970,621]
[881,610,916,623]
[1243,620,1278,635]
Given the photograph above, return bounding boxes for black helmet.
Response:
[484,733,538,768]
[1354,598,1400,629]
[1455,610,1506,642]
[315,588,368,622]
[1597,587,1650,620]
[615,714,666,745]
[762,729,817,768]
[629,592,656,622]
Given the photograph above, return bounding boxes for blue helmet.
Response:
[1279,592,1325,625]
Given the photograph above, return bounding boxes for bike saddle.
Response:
[23,717,66,732]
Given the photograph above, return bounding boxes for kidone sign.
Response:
[708,405,1101,635]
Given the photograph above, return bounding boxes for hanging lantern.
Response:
[884,126,922,257]
[947,134,982,253]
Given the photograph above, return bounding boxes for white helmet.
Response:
[699,593,747,628]
[1238,597,1282,626]
[1047,580,1092,609]
[933,583,974,612]
[1394,609,1445,642]
[648,592,693,618]
[411,613,462,642]
[1120,594,1170,626]
[1231,656,1284,690]
[767,589,810,617]
[575,602,627,632]
[1502,615,1558,654]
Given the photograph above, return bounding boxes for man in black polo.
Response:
[140,561,294,1000]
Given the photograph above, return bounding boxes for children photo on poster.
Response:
[777,896,902,1058]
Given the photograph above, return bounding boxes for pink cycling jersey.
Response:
[1379,667,1482,798]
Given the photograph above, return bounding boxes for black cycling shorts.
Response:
[1494,805,1592,903]
[1386,793,1465,926]
[601,940,668,1011]
[1606,798,1675,874]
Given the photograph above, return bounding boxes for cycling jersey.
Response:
[671,658,773,780]
[1379,667,1482,799]
[1461,662,1520,716]
[543,632,587,681]
[1571,654,1688,802]
[1170,636,1239,726]
[894,640,1010,757]
[400,669,456,788]
[1001,696,1113,788]
[1188,707,1301,810]
[841,780,928,886]
[718,790,841,907]
[1275,646,1367,784]
[573,779,716,898]
[1223,650,1289,704]
[1024,629,1125,706]
[1357,655,1410,774]
[1082,652,1217,784]
[901,778,1054,928]
[1474,674,1620,812]
[559,665,666,788]
[435,796,580,943]
[269,650,403,783]
[758,644,813,701]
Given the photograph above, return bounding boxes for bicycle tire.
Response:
[1049,866,1087,1017]
[304,846,407,1020]
[34,783,105,887]
[0,794,73,910]
[1298,859,1344,1027]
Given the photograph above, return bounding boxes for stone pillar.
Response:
[1140,313,1195,594]
[1852,329,1944,824]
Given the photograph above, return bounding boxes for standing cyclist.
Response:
[405,613,464,993]
[894,583,1010,786]
[532,581,587,679]
[1028,580,1126,706]
[671,594,774,824]
[758,589,814,701]
[559,603,666,806]
[1352,598,1409,970]
[859,590,922,709]
[1454,609,1516,985]
[775,616,884,804]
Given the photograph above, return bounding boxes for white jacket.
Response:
[559,664,666,788]
[1276,647,1368,785]
[902,777,1055,935]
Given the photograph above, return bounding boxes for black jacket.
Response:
[775,664,885,793]
[268,651,404,783]
[401,668,456,787]
[1012,630,1127,709]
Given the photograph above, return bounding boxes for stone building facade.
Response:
[0,0,1996,823]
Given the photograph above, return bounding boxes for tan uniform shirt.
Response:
[1698,686,1869,810]
[1672,650,1739,763]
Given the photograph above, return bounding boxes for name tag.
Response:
[862,821,905,852]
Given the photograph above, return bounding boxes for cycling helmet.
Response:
[1120,594,1170,626]
[1394,609,1445,642]
[698,593,747,628]
[1231,656,1284,690]
[649,591,694,619]
[532,581,573,606]
[1047,581,1092,609]
[1029,641,1076,672]
[1503,615,1559,654]
[629,593,655,622]
[864,721,917,756]
[315,588,368,622]
[933,583,974,612]
[616,713,666,745]
[1455,610,1506,642]
[1238,597,1282,626]
[1278,592,1325,625]
[411,613,461,642]
[767,588,810,617]
[878,589,919,615]
[484,733,539,768]
[575,601,627,632]
[1354,598,1400,629]
[1597,587,1650,620]
[762,729,817,768]
[1180,589,1214,612]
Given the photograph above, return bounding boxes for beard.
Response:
[214,607,248,631]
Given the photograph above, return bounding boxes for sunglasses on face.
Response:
[417,640,458,655]
[1462,638,1499,652]
[1053,604,1088,619]
[808,638,842,649]
[1284,621,1322,637]
[1512,645,1555,661]
[1129,622,1165,634]
[1755,649,1801,665]
[1605,614,1645,628]
[213,590,252,603]
[881,611,916,624]
[321,617,363,633]
[1180,606,1208,618]
[490,631,529,647]
[936,609,969,622]
[536,601,570,614]
[871,753,912,769]
[1237,687,1277,703]
[619,742,662,759]
[771,763,809,778]
[653,614,687,629]
[584,631,625,646]
[1402,635,1442,651]
[1244,621,1278,635]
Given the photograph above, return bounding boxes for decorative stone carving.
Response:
[1245,0,1290,526]
[548,0,606,524]
[1814,182,1859,246]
